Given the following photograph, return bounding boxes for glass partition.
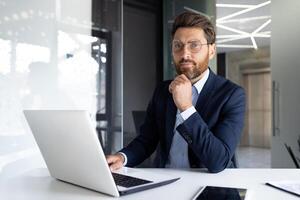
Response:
[0,0,122,174]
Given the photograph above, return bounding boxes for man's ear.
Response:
[208,43,216,60]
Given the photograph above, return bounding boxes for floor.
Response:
[237,146,271,168]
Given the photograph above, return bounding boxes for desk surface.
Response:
[1,167,299,200]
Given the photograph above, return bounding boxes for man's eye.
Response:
[173,43,181,49]
[190,42,200,49]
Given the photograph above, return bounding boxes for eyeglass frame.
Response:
[171,39,212,53]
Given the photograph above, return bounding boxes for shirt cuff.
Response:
[118,152,127,166]
[180,106,197,121]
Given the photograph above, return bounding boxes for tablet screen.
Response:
[193,186,247,200]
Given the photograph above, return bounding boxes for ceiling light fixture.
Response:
[250,36,258,49]
[217,35,249,44]
[216,1,271,50]
[218,16,271,24]
[216,4,255,9]
[217,1,271,23]
[217,44,255,48]
[252,19,271,34]
[183,6,212,19]
[217,33,270,39]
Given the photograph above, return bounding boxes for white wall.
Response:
[271,0,300,167]
[0,0,97,174]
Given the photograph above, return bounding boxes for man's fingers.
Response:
[176,74,189,82]
[169,76,189,93]
[174,75,191,85]
[106,154,124,171]
[106,155,117,164]
[109,162,122,171]
[169,83,173,93]
[174,75,185,83]
[169,73,192,94]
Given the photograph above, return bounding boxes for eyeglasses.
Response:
[172,40,211,53]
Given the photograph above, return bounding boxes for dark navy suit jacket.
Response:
[121,70,246,173]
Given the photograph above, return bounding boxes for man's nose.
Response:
[181,46,192,59]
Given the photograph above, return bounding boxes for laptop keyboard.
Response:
[112,173,153,188]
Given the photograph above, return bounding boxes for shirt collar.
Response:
[193,68,210,94]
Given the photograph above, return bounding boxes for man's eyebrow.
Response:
[187,39,202,43]
[172,39,202,42]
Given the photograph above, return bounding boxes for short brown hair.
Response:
[171,11,216,44]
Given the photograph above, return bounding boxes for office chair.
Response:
[284,143,300,168]
[131,110,155,167]
[232,154,239,168]
[132,110,147,135]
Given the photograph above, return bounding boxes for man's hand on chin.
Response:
[168,74,193,112]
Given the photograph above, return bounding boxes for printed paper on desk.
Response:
[266,180,300,197]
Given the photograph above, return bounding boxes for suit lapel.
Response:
[194,70,216,115]
[165,92,177,154]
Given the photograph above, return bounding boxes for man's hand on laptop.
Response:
[106,153,125,171]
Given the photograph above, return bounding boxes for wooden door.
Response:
[241,69,271,148]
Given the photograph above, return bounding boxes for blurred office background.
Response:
[1,0,300,174]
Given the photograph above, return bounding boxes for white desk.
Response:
[1,167,299,200]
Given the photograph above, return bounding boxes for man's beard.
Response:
[174,55,209,82]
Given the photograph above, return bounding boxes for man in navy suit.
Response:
[106,11,245,173]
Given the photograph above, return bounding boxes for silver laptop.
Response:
[23,110,179,197]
